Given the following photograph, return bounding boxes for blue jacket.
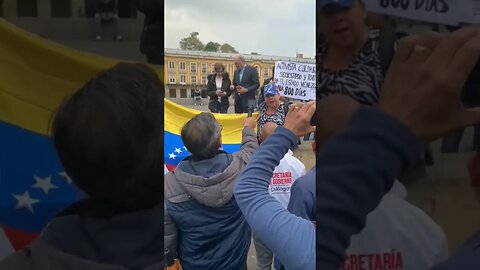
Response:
[164,127,258,270]
[234,107,422,270]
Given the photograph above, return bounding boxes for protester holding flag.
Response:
[164,113,258,270]
[0,63,165,269]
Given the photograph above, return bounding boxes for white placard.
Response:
[365,0,460,25]
[273,61,316,101]
[458,1,480,24]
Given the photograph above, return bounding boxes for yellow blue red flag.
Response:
[164,98,249,171]
[0,19,163,255]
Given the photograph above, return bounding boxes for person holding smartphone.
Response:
[207,63,231,113]
[231,55,260,113]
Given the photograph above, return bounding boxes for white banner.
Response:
[273,61,316,101]
[365,0,460,25]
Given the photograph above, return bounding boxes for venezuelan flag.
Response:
[164,99,250,172]
[0,19,163,255]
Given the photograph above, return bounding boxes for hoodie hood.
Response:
[173,152,242,207]
[39,201,164,269]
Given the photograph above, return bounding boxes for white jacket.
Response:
[268,150,306,208]
[342,180,448,270]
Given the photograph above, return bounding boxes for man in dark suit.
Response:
[231,55,260,113]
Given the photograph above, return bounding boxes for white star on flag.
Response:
[174,148,182,154]
[13,191,40,213]
[169,153,177,159]
[183,146,187,151]
[32,176,58,194]
[58,172,73,184]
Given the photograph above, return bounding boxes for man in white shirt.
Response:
[253,122,306,270]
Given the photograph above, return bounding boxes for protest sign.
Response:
[365,0,459,25]
[273,61,316,101]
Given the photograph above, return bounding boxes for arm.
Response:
[164,205,178,256]
[206,75,217,98]
[234,127,315,270]
[316,107,422,270]
[233,127,259,164]
[287,176,315,222]
[246,67,260,93]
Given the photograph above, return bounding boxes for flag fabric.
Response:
[164,98,252,172]
[0,18,163,259]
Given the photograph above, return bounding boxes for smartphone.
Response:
[247,99,256,117]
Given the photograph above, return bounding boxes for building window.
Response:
[51,0,71,17]
[211,64,215,73]
[180,62,186,70]
[201,63,207,73]
[201,76,207,85]
[190,63,197,73]
[264,67,269,77]
[180,75,186,84]
[191,76,197,85]
[169,88,176,98]
[180,89,187,98]
[169,74,175,84]
[169,61,175,69]
[17,0,37,17]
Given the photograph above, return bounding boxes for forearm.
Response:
[234,128,315,269]
[316,107,422,270]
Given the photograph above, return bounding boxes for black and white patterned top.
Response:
[318,29,389,106]
[256,102,286,138]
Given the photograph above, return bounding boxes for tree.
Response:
[204,42,221,52]
[179,32,204,51]
[220,43,238,53]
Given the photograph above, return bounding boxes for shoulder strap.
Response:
[378,29,397,78]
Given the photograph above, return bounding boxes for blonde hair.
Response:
[214,62,225,71]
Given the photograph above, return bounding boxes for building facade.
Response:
[164,48,315,98]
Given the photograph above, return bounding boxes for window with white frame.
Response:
[190,63,197,73]
[201,76,207,85]
[180,75,186,84]
[201,63,207,73]
[264,67,269,77]
[180,62,186,70]
[169,74,175,84]
[169,61,175,69]
[191,76,197,85]
[211,64,215,73]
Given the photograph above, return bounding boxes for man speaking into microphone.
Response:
[231,54,260,113]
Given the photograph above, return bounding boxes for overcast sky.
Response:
[165,0,315,58]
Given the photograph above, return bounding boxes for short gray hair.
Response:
[181,113,222,158]
[235,54,246,63]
